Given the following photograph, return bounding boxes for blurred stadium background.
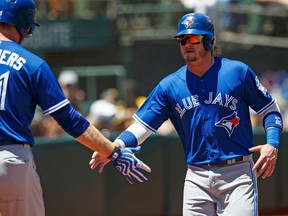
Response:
[27,0,288,215]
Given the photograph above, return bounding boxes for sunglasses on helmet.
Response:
[176,35,203,46]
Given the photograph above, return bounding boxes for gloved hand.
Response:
[108,146,151,184]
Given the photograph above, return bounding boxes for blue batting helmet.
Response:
[0,0,40,38]
[175,13,215,51]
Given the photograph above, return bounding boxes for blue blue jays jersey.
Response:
[134,57,276,165]
[0,41,68,145]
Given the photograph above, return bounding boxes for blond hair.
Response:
[212,46,222,57]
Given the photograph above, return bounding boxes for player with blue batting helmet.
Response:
[0,0,151,215]
[0,0,40,37]
[175,12,215,51]
[90,11,283,216]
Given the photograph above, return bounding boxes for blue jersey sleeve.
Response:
[31,62,68,114]
[50,104,90,138]
[134,83,173,133]
[32,61,89,138]
[243,67,275,114]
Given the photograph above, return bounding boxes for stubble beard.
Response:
[183,49,208,63]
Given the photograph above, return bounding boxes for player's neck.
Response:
[0,32,11,41]
[187,54,214,77]
[0,24,23,44]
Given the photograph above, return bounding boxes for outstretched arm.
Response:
[51,104,116,157]
[76,123,115,157]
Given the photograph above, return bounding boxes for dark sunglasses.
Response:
[176,35,203,46]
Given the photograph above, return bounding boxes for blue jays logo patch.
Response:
[215,111,240,136]
[255,76,267,95]
[182,17,194,29]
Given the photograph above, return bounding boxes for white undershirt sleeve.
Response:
[115,122,153,147]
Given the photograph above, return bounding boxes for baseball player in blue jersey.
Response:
[0,0,150,215]
[90,12,283,215]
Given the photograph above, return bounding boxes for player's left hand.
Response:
[249,144,278,179]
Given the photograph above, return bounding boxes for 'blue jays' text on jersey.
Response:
[0,41,68,145]
[133,57,278,165]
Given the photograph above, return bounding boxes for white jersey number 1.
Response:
[0,71,10,110]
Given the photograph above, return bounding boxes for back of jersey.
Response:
[0,40,65,145]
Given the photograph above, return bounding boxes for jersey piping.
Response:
[42,99,69,115]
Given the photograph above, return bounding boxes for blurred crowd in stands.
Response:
[35,0,114,19]
[33,0,288,41]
